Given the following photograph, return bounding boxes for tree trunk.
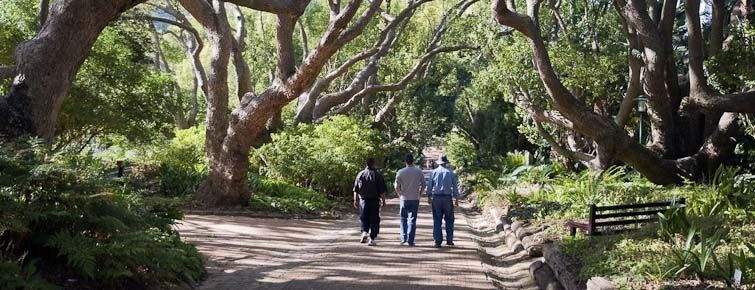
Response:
[179,0,243,206]
[196,147,251,207]
[7,0,146,139]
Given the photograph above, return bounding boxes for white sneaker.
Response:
[368,238,377,246]
[360,232,368,243]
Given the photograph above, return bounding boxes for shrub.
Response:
[0,141,203,289]
[249,175,333,214]
[155,126,207,197]
[254,116,381,196]
[444,131,479,173]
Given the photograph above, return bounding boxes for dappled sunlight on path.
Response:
[177,198,496,290]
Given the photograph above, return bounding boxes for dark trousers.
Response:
[360,199,381,239]
[431,198,454,243]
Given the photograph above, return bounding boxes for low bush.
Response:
[0,140,203,289]
[249,175,333,214]
[254,116,381,196]
[154,126,207,197]
[444,132,480,173]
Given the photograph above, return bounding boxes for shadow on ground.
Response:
[177,198,496,290]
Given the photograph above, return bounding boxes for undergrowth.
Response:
[0,139,203,289]
[467,152,755,288]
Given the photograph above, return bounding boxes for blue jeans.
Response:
[399,199,419,244]
[431,197,454,244]
[360,199,381,239]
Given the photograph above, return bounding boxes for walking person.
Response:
[395,153,425,246]
[353,158,387,246]
[426,155,459,248]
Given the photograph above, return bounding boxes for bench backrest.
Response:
[587,198,685,235]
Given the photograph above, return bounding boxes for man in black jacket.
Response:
[353,158,387,246]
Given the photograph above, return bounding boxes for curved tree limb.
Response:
[294,47,378,123]
[327,45,477,117]
[307,0,434,121]
[231,4,254,99]
[684,0,755,113]
[178,0,233,165]
[684,0,713,97]
[275,14,298,81]
[709,0,728,56]
[613,1,642,128]
[130,4,208,123]
[515,87,575,130]
[690,90,755,112]
[313,0,478,120]
[536,121,595,163]
[39,0,50,29]
[298,18,310,61]
[658,0,682,111]
[221,0,310,15]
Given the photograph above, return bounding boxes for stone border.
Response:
[486,206,617,290]
[485,206,563,289]
[542,243,585,290]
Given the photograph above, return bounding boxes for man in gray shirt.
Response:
[395,154,425,246]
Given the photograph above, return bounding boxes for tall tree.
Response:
[1,0,147,139]
[178,0,385,206]
[492,0,754,184]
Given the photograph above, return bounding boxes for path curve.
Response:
[177,198,497,290]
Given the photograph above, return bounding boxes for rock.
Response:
[586,277,616,290]
[530,260,564,290]
[527,244,543,257]
[504,229,524,252]
[511,220,525,232]
[488,207,507,232]
[543,244,586,290]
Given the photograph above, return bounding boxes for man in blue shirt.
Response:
[426,155,459,248]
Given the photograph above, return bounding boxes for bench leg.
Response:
[570,227,576,237]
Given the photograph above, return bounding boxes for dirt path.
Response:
[176,198,497,290]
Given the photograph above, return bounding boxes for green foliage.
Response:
[0,0,37,65]
[667,225,726,281]
[682,166,755,220]
[470,161,755,288]
[154,126,208,197]
[444,131,479,173]
[0,259,58,290]
[706,24,755,95]
[249,175,333,214]
[561,232,674,286]
[0,141,203,288]
[57,22,178,146]
[254,116,381,196]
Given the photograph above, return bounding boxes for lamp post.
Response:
[636,95,648,143]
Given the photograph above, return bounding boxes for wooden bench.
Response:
[565,199,685,237]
